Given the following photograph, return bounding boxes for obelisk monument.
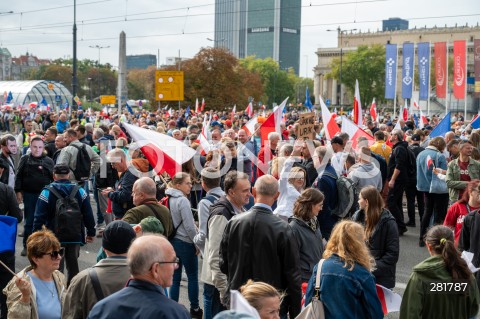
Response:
[117,31,128,114]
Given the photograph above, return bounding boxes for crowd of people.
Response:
[0,105,479,319]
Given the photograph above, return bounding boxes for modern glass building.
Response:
[126,54,157,70]
[0,80,72,108]
[214,0,301,74]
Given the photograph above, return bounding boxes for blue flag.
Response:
[6,91,13,103]
[385,44,397,99]
[126,102,134,115]
[429,112,451,138]
[40,98,48,106]
[471,115,480,129]
[61,101,69,110]
[185,106,191,118]
[413,113,419,128]
[305,86,313,111]
[402,43,414,99]
[417,42,431,101]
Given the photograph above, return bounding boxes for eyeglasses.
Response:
[151,257,180,269]
[42,248,65,260]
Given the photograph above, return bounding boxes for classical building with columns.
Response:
[313,22,480,114]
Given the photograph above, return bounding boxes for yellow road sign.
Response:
[155,71,184,101]
[100,95,116,104]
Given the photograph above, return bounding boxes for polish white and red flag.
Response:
[231,104,236,120]
[376,285,402,315]
[123,123,196,177]
[341,116,374,149]
[370,98,378,122]
[426,155,434,170]
[418,110,427,129]
[320,96,340,140]
[402,100,409,121]
[198,114,212,155]
[412,100,420,111]
[242,114,258,136]
[195,98,200,113]
[245,102,254,118]
[201,98,205,112]
[259,97,288,145]
[353,79,363,126]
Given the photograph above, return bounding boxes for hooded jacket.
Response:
[352,208,399,288]
[165,188,197,243]
[399,255,479,319]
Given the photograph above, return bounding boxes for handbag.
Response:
[295,259,326,319]
[429,153,448,194]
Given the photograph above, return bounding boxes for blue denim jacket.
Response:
[416,146,447,192]
[305,254,383,319]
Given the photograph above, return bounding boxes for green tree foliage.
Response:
[328,44,385,107]
[127,66,156,102]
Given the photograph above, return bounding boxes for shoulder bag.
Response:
[295,259,326,319]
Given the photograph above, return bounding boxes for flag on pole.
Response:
[419,110,427,129]
[370,98,378,122]
[242,115,258,136]
[434,42,447,99]
[353,79,363,126]
[341,116,374,149]
[123,123,196,177]
[126,102,134,115]
[198,114,212,155]
[402,100,409,121]
[201,98,205,112]
[470,115,480,129]
[245,102,254,118]
[185,106,191,118]
[231,105,236,121]
[376,285,402,315]
[412,100,419,111]
[305,86,313,111]
[429,112,451,138]
[195,98,200,113]
[259,97,288,145]
[6,91,13,104]
[453,40,467,99]
[320,96,340,140]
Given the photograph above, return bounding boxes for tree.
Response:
[327,44,385,108]
[180,47,263,111]
[127,66,156,102]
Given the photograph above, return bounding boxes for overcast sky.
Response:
[0,0,478,78]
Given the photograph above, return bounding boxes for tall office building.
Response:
[214,0,301,74]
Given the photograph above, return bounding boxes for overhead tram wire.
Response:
[0,0,390,33]
[4,12,480,47]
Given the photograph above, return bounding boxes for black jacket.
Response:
[14,154,54,193]
[44,140,57,159]
[0,182,22,222]
[288,216,324,283]
[206,195,235,238]
[352,208,400,288]
[108,169,138,219]
[459,210,480,288]
[0,153,14,186]
[220,205,302,317]
[388,141,412,182]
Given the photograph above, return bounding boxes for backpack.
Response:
[160,194,183,241]
[48,185,83,242]
[320,172,358,219]
[70,144,92,182]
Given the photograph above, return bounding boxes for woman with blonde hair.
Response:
[240,280,282,319]
[165,172,202,318]
[304,221,383,319]
[352,186,399,288]
[3,227,66,319]
[289,188,325,283]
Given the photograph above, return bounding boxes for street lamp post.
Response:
[87,77,92,109]
[89,45,109,98]
[327,27,357,106]
[206,38,226,48]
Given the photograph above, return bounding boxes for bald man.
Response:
[88,235,190,319]
[122,177,173,237]
[220,175,302,318]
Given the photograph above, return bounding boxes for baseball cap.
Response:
[224,119,232,127]
[139,216,164,234]
[102,220,136,254]
[53,164,70,175]
[411,134,421,142]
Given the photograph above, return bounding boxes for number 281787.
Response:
[427,281,469,294]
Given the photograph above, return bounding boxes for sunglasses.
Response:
[42,248,65,260]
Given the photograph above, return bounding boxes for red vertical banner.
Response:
[474,39,480,98]
[434,42,447,98]
[453,40,466,99]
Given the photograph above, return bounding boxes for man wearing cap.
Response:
[122,177,173,237]
[88,235,190,319]
[63,220,136,319]
[32,163,96,285]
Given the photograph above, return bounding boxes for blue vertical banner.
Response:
[417,42,431,100]
[402,42,414,99]
[385,44,398,99]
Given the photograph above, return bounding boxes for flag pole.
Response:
[393,44,398,117]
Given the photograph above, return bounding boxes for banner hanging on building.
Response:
[453,40,466,99]
[434,42,447,99]
[402,43,414,99]
[417,42,431,101]
[474,39,480,98]
[384,44,397,99]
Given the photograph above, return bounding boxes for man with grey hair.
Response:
[220,175,302,318]
[87,235,190,319]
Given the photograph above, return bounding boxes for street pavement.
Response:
[12,196,429,318]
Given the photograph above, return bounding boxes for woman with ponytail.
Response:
[400,225,479,319]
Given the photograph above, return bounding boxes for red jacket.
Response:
[443,202,478,246]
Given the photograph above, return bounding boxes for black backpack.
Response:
[316,173,358,219]
[70,144,92,182]
[48,185,83,242]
